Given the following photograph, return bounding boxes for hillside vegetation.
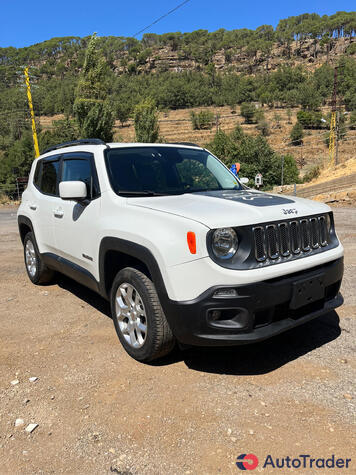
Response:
[0,11,355,193]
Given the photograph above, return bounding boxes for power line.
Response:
[132,0,191,38]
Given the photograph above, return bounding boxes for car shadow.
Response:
[153,311,342,375]
[54,274,341,376]
[56,274,112,318]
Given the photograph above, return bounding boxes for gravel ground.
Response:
[0,206,355,474]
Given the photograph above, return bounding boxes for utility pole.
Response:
[335,110,340,165]
[329,66,338,165]
[24,67,40,158]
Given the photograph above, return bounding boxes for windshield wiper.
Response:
[117,190,166,196]
[117,190,187,197]
[183,188,221,193]
[184,187,241,193]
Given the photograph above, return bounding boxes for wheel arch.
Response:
[98,237,169,301]
[18,215,35,243]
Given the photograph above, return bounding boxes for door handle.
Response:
[53,209,64,218]
[29,204,37,211]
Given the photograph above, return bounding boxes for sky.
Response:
[0,0,354,48]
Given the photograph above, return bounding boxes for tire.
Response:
[110,267,175,362]
[23,232,54,285]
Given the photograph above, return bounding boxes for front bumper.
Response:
[163,257,344,346]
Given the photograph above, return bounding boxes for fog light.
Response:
[213,288,238,298]
[210,310,222,321]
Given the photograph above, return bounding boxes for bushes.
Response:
[190,110,215,130]
[206,125,299,188]
[116,102,132,127]
[297,110,324,129]
[303,165,321,183]
[290,122,304,145]
[349,110,356,130]
[133,98,159,142]
[240,102,256,123]
[39,118,77,153]
[256,118,270,136]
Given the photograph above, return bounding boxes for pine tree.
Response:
[290,122,304,145]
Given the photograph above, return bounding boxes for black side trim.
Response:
[42,253,100,294]
[18,215,34,242]
[98,237,168,301]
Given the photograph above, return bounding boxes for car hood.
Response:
[128,189,330,229]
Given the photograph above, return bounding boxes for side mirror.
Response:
[240,177,249,184]
[59,181,87,201]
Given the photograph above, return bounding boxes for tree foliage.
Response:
[190,110,215,129]
[206,126,299,188]
[133,98,159,143]
[290,122,304,145]
[73,34,114,141]
[240,102,256,123]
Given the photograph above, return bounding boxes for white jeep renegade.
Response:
[18,139,344,362]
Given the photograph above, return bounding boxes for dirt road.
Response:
[0,207,355,474]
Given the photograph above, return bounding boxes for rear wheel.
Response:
[23,232,54,284]
[111,267,175,362]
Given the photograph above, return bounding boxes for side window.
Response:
[41,160,60,195]
[61,159,99,199]
[33,161,41,188]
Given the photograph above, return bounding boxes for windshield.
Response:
[105,146,243,196]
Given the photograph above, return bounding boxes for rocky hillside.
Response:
[116,36,355,75]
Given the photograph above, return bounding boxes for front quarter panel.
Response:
[97,194,210,300]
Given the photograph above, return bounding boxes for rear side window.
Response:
[33,161,41,188]
[41,160,60,195]
[61,158,100,198]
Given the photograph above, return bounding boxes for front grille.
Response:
[252,214,331,263]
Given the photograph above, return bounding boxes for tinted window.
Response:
[61,159,99,198]
[41,160,60,195]
[33,161,41,188]
[105,147,242,195]
[176,158,219,190]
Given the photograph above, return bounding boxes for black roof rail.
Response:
[42,138,107,154]
[169,142,201,147]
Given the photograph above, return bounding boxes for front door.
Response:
[53,152,101,279]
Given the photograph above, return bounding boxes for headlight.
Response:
[212,227,238,259]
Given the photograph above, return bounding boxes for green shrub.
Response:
[116,102,132,127]
[240,102,257,124]
[350,110,356,130]
[206,126,299,188]
[190,110,215,130]
[303,165,320,183]
[133,97,159,142]
[256,119,270,136]
[297,110,324,129]
[39,118,77,153]
[290,122,304,145]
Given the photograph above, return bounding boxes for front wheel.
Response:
[23,232,54,284]
[110,267,175,362]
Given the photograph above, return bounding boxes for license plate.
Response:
[290,273,325,309]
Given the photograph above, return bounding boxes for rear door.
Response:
[53,152,101,277]
[30,155,61,253]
